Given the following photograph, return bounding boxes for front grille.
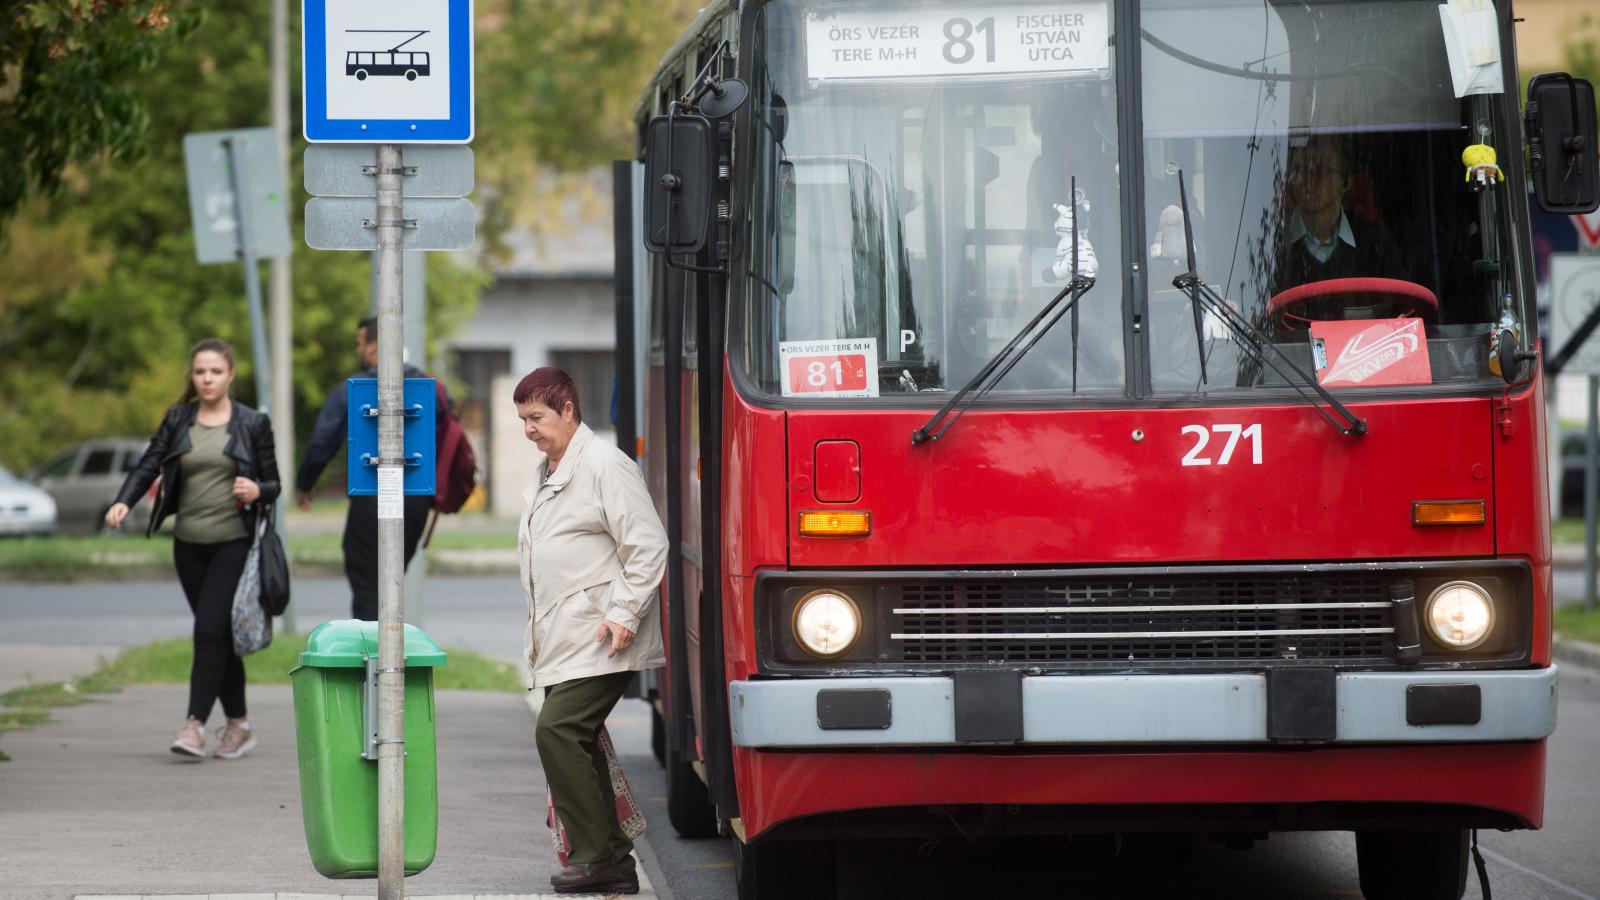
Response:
[888,575,1394,665]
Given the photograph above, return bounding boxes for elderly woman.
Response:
[515,367,667,896]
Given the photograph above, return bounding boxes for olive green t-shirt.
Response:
[174,423,249,544]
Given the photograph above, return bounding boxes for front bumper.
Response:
[729,667,1558,748]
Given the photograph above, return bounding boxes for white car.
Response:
[0,464,58,536]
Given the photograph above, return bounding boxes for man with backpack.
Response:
[295,316,477,620]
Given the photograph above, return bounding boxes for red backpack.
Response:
[424,381,479,546]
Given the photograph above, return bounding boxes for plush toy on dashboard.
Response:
[1462,143,1502,191]
[1050,199,1099,281]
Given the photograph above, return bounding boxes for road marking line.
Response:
[1480,847,1598,900]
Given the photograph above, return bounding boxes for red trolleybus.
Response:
[610,1,1599,897]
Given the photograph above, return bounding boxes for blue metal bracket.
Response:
[346,378,437,496]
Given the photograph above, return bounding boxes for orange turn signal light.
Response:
[1412,500,1486,526]
[798,510,871,537]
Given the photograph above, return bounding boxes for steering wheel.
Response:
[1267,277,1439,329]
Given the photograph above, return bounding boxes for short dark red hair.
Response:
[513,366,581,423]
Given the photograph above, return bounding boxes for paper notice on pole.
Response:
[378,466,404,519]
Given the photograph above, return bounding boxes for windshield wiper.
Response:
[912,177,1096,445]
[1170,170,1367,437]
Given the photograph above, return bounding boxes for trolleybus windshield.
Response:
[740,0,1529,401]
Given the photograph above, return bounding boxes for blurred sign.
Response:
[305,197,475,251]
[302,0,474,143]
[182,128,291,264]
[305,144,474,197]
[1551,253,1600,375]
[1574,212,1600,251]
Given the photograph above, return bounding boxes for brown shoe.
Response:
[550,854,639,894]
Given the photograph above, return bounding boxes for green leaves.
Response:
[0,0,702,473]
[1,0,201,223]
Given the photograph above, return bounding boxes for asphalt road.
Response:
[3,575,1597,899]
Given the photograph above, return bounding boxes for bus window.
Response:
[741,1,1124,399]
[1140,0,1524,393]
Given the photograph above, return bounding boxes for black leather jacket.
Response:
[113,401,281,538]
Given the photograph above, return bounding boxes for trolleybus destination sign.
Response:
[302,0,474,143]
[804,3,1109,81]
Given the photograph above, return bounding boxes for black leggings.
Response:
[173,537,251,722]
[344,494,431,621]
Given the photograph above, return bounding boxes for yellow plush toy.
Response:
[1462,144,1502,190]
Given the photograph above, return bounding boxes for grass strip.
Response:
[0,681,91,710]
[94,634,523,692]
[0,523,516,580]
[0,709,52,732]
[0,633,522,760]
[1555,603,1600,644]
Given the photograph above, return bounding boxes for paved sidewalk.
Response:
[0,684,661,900]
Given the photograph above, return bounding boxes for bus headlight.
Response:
[792,590,862,658]
[1424,581,1495,650]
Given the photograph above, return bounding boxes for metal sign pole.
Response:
[1588,376,1599,611]
[221,136,288,604]
[222,136,273,416]
[374,142,408,900]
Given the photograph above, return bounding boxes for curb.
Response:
[1553,634,1600,672]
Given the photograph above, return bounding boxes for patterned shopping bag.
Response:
[546,725,647,866]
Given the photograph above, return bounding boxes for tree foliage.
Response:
[474,0,701,252]
[0,0,697,472]
[0,0,487,471]
[0,0,200,225]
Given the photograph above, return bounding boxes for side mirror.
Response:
[643,114,714,255]
[1526,73,1599,214]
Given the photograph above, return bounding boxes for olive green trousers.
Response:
[535,670,635,866]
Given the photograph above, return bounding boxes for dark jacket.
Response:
[1272,212,1408,297]
[113,401,281,538]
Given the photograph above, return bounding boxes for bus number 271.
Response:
[1180,424,1262,466]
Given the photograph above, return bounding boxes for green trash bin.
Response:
[291,619,447,878]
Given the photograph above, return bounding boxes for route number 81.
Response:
[943,17,996,64]
[1181,424,1263,466]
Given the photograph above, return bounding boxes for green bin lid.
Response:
[297,619,448,668]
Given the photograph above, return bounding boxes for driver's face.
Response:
[1289,145,1347,217]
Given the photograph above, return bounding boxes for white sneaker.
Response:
[213,720,256,760]
[170,718,206,758]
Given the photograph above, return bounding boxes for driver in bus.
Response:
[1272,134,1407,309]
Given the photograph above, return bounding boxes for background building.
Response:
[449,172,617,514]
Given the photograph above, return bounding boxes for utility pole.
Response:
[222,137,272,417]
[373,143,408,900]
[302,3,473,882]
[269,0,296,635]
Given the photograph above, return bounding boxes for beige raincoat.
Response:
[519,422,668,688]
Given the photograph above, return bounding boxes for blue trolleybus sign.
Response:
[303,0,473,143]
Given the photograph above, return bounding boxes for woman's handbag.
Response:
[545,725,646,865]
[231,513,274,656]
[257,504,291,616]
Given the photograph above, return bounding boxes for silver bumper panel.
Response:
[727,667,1558,748]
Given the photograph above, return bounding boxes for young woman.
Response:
[107,338,279,760]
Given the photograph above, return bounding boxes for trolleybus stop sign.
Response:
[302,0,474,143]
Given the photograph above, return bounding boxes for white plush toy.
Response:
[1051,201,1098,281]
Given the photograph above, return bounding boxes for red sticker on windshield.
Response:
[779,339,879,398]
[1311,318,1432,388]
